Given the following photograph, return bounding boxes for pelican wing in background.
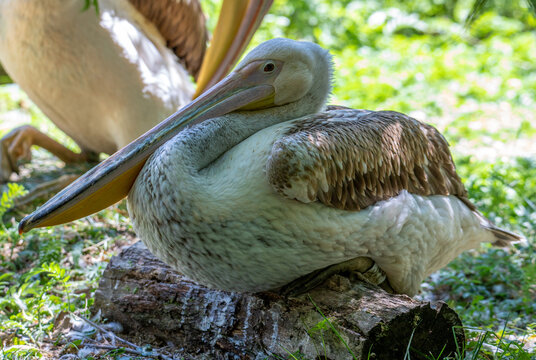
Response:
[128,0,207,79]
[0,0,272,181]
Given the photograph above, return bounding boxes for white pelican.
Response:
[0,0,271,181]
[19,38,522,296]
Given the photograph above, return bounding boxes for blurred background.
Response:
[0,0,535,358]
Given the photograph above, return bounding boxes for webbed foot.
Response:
[279,257,393,297]
[0,125,94,182]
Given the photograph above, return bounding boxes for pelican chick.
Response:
[19,38,522,296]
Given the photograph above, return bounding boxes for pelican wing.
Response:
[267,107,470,211]
[128,0,207,78]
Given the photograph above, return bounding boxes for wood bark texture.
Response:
[92,241,465,360]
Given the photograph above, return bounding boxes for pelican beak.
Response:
[194,0,273,97]
[18,60,280,233]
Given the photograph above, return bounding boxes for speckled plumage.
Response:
[127,39,520,296]
[268,108,469,211]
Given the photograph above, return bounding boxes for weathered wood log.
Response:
[92,241,465,360]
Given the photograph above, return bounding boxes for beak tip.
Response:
[18,216,31,235]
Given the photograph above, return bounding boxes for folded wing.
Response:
[267,107,469,211]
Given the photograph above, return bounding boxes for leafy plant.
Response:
[82,0,99,15]
[0,183,27,219]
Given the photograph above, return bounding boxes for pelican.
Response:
[0,0,271,181]
[19,39,522,296]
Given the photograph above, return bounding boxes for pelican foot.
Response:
[0,125,95,183]
[279,257,392,297]
[352,262,394,293]
[0,139,18,182]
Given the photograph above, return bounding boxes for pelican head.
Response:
[19,38,334,232]
[237,38,333,109]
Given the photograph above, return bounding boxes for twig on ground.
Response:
[82,343,175,360]
[74,314,137,349]
[73,314,176,360]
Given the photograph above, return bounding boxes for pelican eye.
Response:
[263,62,275,73]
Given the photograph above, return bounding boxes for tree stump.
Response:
[92,241,465,360]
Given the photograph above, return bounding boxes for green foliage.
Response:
[82,0,99,15]
[1,345,43,359]
[250,0,536,48]
[459,157,536,233]
[0,183,26,219]
[0,202,126,358]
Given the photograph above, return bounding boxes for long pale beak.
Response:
[19,61,280,233]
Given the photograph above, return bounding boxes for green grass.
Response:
[1,1,536,359]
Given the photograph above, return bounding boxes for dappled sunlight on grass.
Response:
[0,199,135,358]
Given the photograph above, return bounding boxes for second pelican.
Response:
[19,39,521,296]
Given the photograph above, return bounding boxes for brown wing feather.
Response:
[128,0,207,79]
[267,108,472,211]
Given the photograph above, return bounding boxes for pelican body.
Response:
[0,0,196,153]
[127,109,496,295]
[0,0,271,180]
[20,39,521,296]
